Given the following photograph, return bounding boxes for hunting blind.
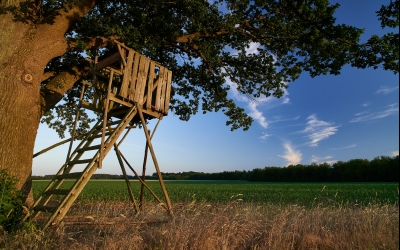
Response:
[26,41,173,229]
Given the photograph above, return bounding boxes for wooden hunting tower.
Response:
[27,41,173,229]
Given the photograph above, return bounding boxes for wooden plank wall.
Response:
[86,45,173,117]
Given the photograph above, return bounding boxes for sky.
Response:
[33,0,399,176]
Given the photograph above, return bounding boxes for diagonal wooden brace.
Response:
[136,104,173,215]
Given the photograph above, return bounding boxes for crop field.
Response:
[4,181,397,249]
[33,180,399,207]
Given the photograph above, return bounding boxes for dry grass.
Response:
[0,201,398,250]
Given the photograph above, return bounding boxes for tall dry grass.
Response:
[0,201,398,250]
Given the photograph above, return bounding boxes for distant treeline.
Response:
[32,156,399,182]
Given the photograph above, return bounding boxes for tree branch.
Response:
[168,42,214,75]
[41,71,56,82]
[40,64,91,115]
[34,0,98,61]
[175,29,229,45]
[66,36,119,51]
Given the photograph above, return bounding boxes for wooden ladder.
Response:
[26,106,138,229]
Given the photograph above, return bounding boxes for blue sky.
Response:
[33,0,398,175]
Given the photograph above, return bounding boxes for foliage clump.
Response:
[0,170,25,232]
[33,0,398,136]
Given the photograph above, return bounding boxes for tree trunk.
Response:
[0,13,67,206]
[0,23,41,206]
[0,1,95,206]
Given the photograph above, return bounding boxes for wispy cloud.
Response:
[281,88,290,105]
[225,42,289,129]
[329,144,357,151]
[355,111,369,116]
[269,116,301,124]
[392,151,399,156]
[311,155,337,165]
[350,103,398,122]
[279,142,302,166]
[362,103,370,107]
[248,101,268,128]
[302,115,338,147]
[259,132,273,141]
[376,86,399,95]
[282,97,290,104]
[226,79,271,128]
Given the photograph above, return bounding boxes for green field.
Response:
[33,180,398,207]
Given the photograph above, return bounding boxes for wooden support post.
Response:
[33,134,84,158]
[118,150,169,211]
[66,83,85,162]
[164,70,172,115]
[100,69,114,169]
[139,129,150,208]
[136,105,173,215]
[139,118,161,207]
[117,127,132,147]
[114,144,139,213]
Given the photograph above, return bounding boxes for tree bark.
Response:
[0,14,41,206]
[0,1,96,206]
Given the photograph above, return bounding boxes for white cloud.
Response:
[362,103,370,107]
[282,97,290,104]
[225,43,290,129]
[226,78,248,102]
[280,87,290,104]
[355,111,369,116]
[329,144,357,151]
[350,103,398,122]
[279,142,302,166]
[391,151,399,156]
[248,101,268,128]
[302,115,338,147]
[376,86,399,95]
[269,116,300,124]
[259,132,272,141]
[245,42,261,55]
[226,79,270,128]
[311,155,337,165]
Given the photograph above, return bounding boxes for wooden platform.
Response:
[81,41,172,121]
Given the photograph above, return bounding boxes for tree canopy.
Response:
[3,0,400,136]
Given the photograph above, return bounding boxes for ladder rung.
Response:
[77,145,101,152]
[68,159,92,165]
[96,120,121,129]
[91,131,114,139]
[34,205,58,213]
[57,172,84,180]
[45,189,70,195]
